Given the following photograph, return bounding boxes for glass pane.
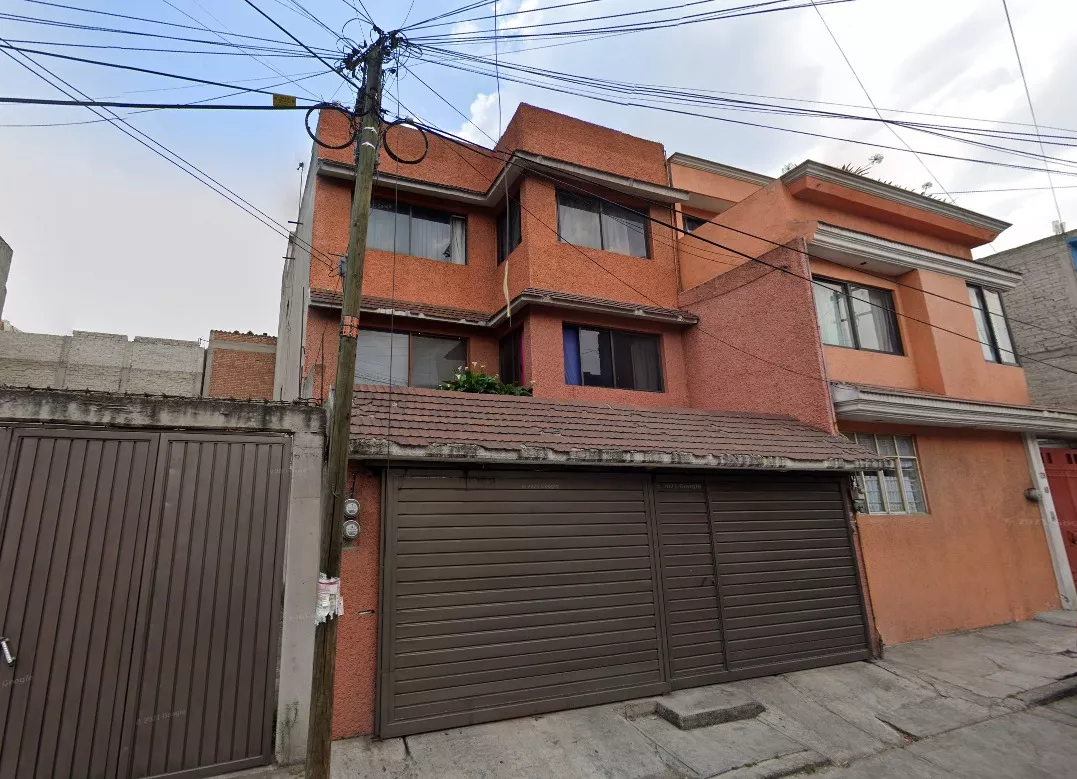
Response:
[600,202,648,258]
[901,458,927,512]
[875,435,897,455]
[367,200,409,255]
[557,191,602,249]
[499,330,522,385]
[968,286,997,362]
[684,215,706,233]
[983,290,1016,365]
[410,336,466,388]
[882,467,903,512]
[812,281,855,347]
[854,433,877,452]
[895,435,915,456]
[579,328,614,387]
[612,332,662,391]
[497,200,521,264]
[409,205,453,262]
[355,329,408,386]
[862,472,886,513]
[850,285,900,353]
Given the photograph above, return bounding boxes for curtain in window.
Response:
[967,287,996,361]
[355,330,408,386]
[409,206,452,262]
[600,203,648,258]
[557,191,602,249]
[410,336,466,388]
[563,326,582,385]
[850,286,899,352]
[983,290,1016,364]
[813,282,854,347]
[611,332,661,391]
[449,216,467,264]
[368,200,409,255]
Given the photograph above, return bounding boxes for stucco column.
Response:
[1023,432,1077,610]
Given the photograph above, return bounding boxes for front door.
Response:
[1042,449,1077,589]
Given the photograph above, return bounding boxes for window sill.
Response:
[822,342,905,357]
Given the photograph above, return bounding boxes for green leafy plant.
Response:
[440,363,533,396]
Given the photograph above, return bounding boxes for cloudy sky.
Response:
[1,0,1075,340]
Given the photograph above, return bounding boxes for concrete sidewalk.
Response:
[239,612,1077,779]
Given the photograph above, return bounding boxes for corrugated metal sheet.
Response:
[0,428,289,779]
[379,469,667,738]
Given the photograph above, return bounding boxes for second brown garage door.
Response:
[380,469,871,737]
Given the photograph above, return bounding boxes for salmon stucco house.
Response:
[273,104,1077,748]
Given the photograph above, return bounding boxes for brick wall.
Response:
[0,329,204,395]
[204,330,276,400]
[985,229,1077,408]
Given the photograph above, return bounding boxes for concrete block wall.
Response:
[985,229,1077,408]
[0,329,205,395]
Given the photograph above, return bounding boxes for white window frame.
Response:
[849,433,928,515]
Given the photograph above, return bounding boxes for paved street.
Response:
[234,613,1077,779]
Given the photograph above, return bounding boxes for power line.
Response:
[396,76,1077,370]
[1001,0,1065,228]
[404,0,606,31]
[418,54,1077,179]
[950,184,1077,195]
[0,37,322,56]
[403,1,490,33]
[0,96,314,109]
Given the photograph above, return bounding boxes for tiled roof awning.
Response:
[350,386,884,471]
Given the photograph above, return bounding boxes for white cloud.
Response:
[457,91,503,145]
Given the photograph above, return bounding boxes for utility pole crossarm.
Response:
[306,35,389,779]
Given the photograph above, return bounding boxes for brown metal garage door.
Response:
[0,428,289,779]
[378,469,668,738]
[381,469,871,738]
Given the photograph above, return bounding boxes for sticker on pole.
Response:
[314,574,344,624]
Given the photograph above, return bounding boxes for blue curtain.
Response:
[563,326,582,385]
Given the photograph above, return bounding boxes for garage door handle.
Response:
[0,638,14,667]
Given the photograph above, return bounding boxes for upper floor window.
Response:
[1069,239,1077,272]
[849,433,927,514]
[499,328,524,385]
[368,199,467,265]
[497,198,522,264]
[812,277,902,355]
[556,190,649,259]
[683,215,707,233]
[355,329,466,388]
[563,325,662,391]
[967,284,1017,365]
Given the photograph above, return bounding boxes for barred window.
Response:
[850,433,927,514]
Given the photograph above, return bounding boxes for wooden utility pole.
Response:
[306,35,389,779]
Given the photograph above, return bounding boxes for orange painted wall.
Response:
[525,309,689,407]
[679,240,835,432]
[668,162,765,208]
[332,466,381,738]
[845,424,1060,645]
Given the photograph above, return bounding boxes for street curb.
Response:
[1013,675,1077,707]
[705,749,830,779]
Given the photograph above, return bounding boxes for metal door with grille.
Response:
[1042,448,1077,589]
[379,469,668,738]
[0,428,289,779]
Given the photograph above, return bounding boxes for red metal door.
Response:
[1042,448,1077,589]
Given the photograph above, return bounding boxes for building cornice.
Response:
[783,161,1011,235]
[317,152,690,207]
[811,224,1022,290]
[831,383,1077,436]
[667,153,774,187]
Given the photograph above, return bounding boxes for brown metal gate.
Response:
[381,468,871,738]
[0,428,289,779]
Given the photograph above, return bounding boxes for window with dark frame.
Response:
[562,325,662,391]
[811,276,903,355]
[556,190,649,258]
[848,433,927,514]
[683,215,707,233]
[367,199,467,264]
[355,329,466,389]
[499,328,524,385]
[497,198,522,264]
[967,284,1017,365]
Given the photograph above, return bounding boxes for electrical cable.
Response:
[1001,0,1065,228]
[0,37,323,56]
[403,0,606,31]
[394,80,1077,369]
[0,95,316,109]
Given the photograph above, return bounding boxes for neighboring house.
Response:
[202,329,277,400]
[982,227,1077,409]
[274,104,1077,749]
[0,234,11,319]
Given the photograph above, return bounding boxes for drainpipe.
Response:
[1023,432,1077,610]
